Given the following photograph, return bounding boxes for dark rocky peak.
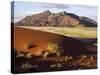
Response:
[80,16,97,25]
[79,16,97,27]
[66,13,80,20]
[60,11,67,15]
[42,10,52,15]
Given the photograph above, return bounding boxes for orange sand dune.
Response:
[12,27,97,56]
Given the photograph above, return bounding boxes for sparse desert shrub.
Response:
[90,56,94,60]
[20,62,38,72]
[20,62,33,72]
[57,63,62,68]
[16,51,33,59]
[64,56,73,63]
[26,53,33,59]
[42,51,50,58]
[16,51,25,58]
[50,63,62,68]
[40,42,64,58]
[50,64,56,68]
[81,55,87,60]
[47,42,64,56]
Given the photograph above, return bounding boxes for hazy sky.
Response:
[12,1,98,22]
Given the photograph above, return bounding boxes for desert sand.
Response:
[12,27,96,56]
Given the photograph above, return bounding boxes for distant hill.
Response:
[15,10,97,27]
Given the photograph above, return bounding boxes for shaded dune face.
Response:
[12,27,97,56]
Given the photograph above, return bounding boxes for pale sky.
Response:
[11,1,98,23]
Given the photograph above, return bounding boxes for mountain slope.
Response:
[15,10,97,27]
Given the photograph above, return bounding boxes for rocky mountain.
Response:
[15,10,97,27]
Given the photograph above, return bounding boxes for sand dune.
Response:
[12,27,97,56]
